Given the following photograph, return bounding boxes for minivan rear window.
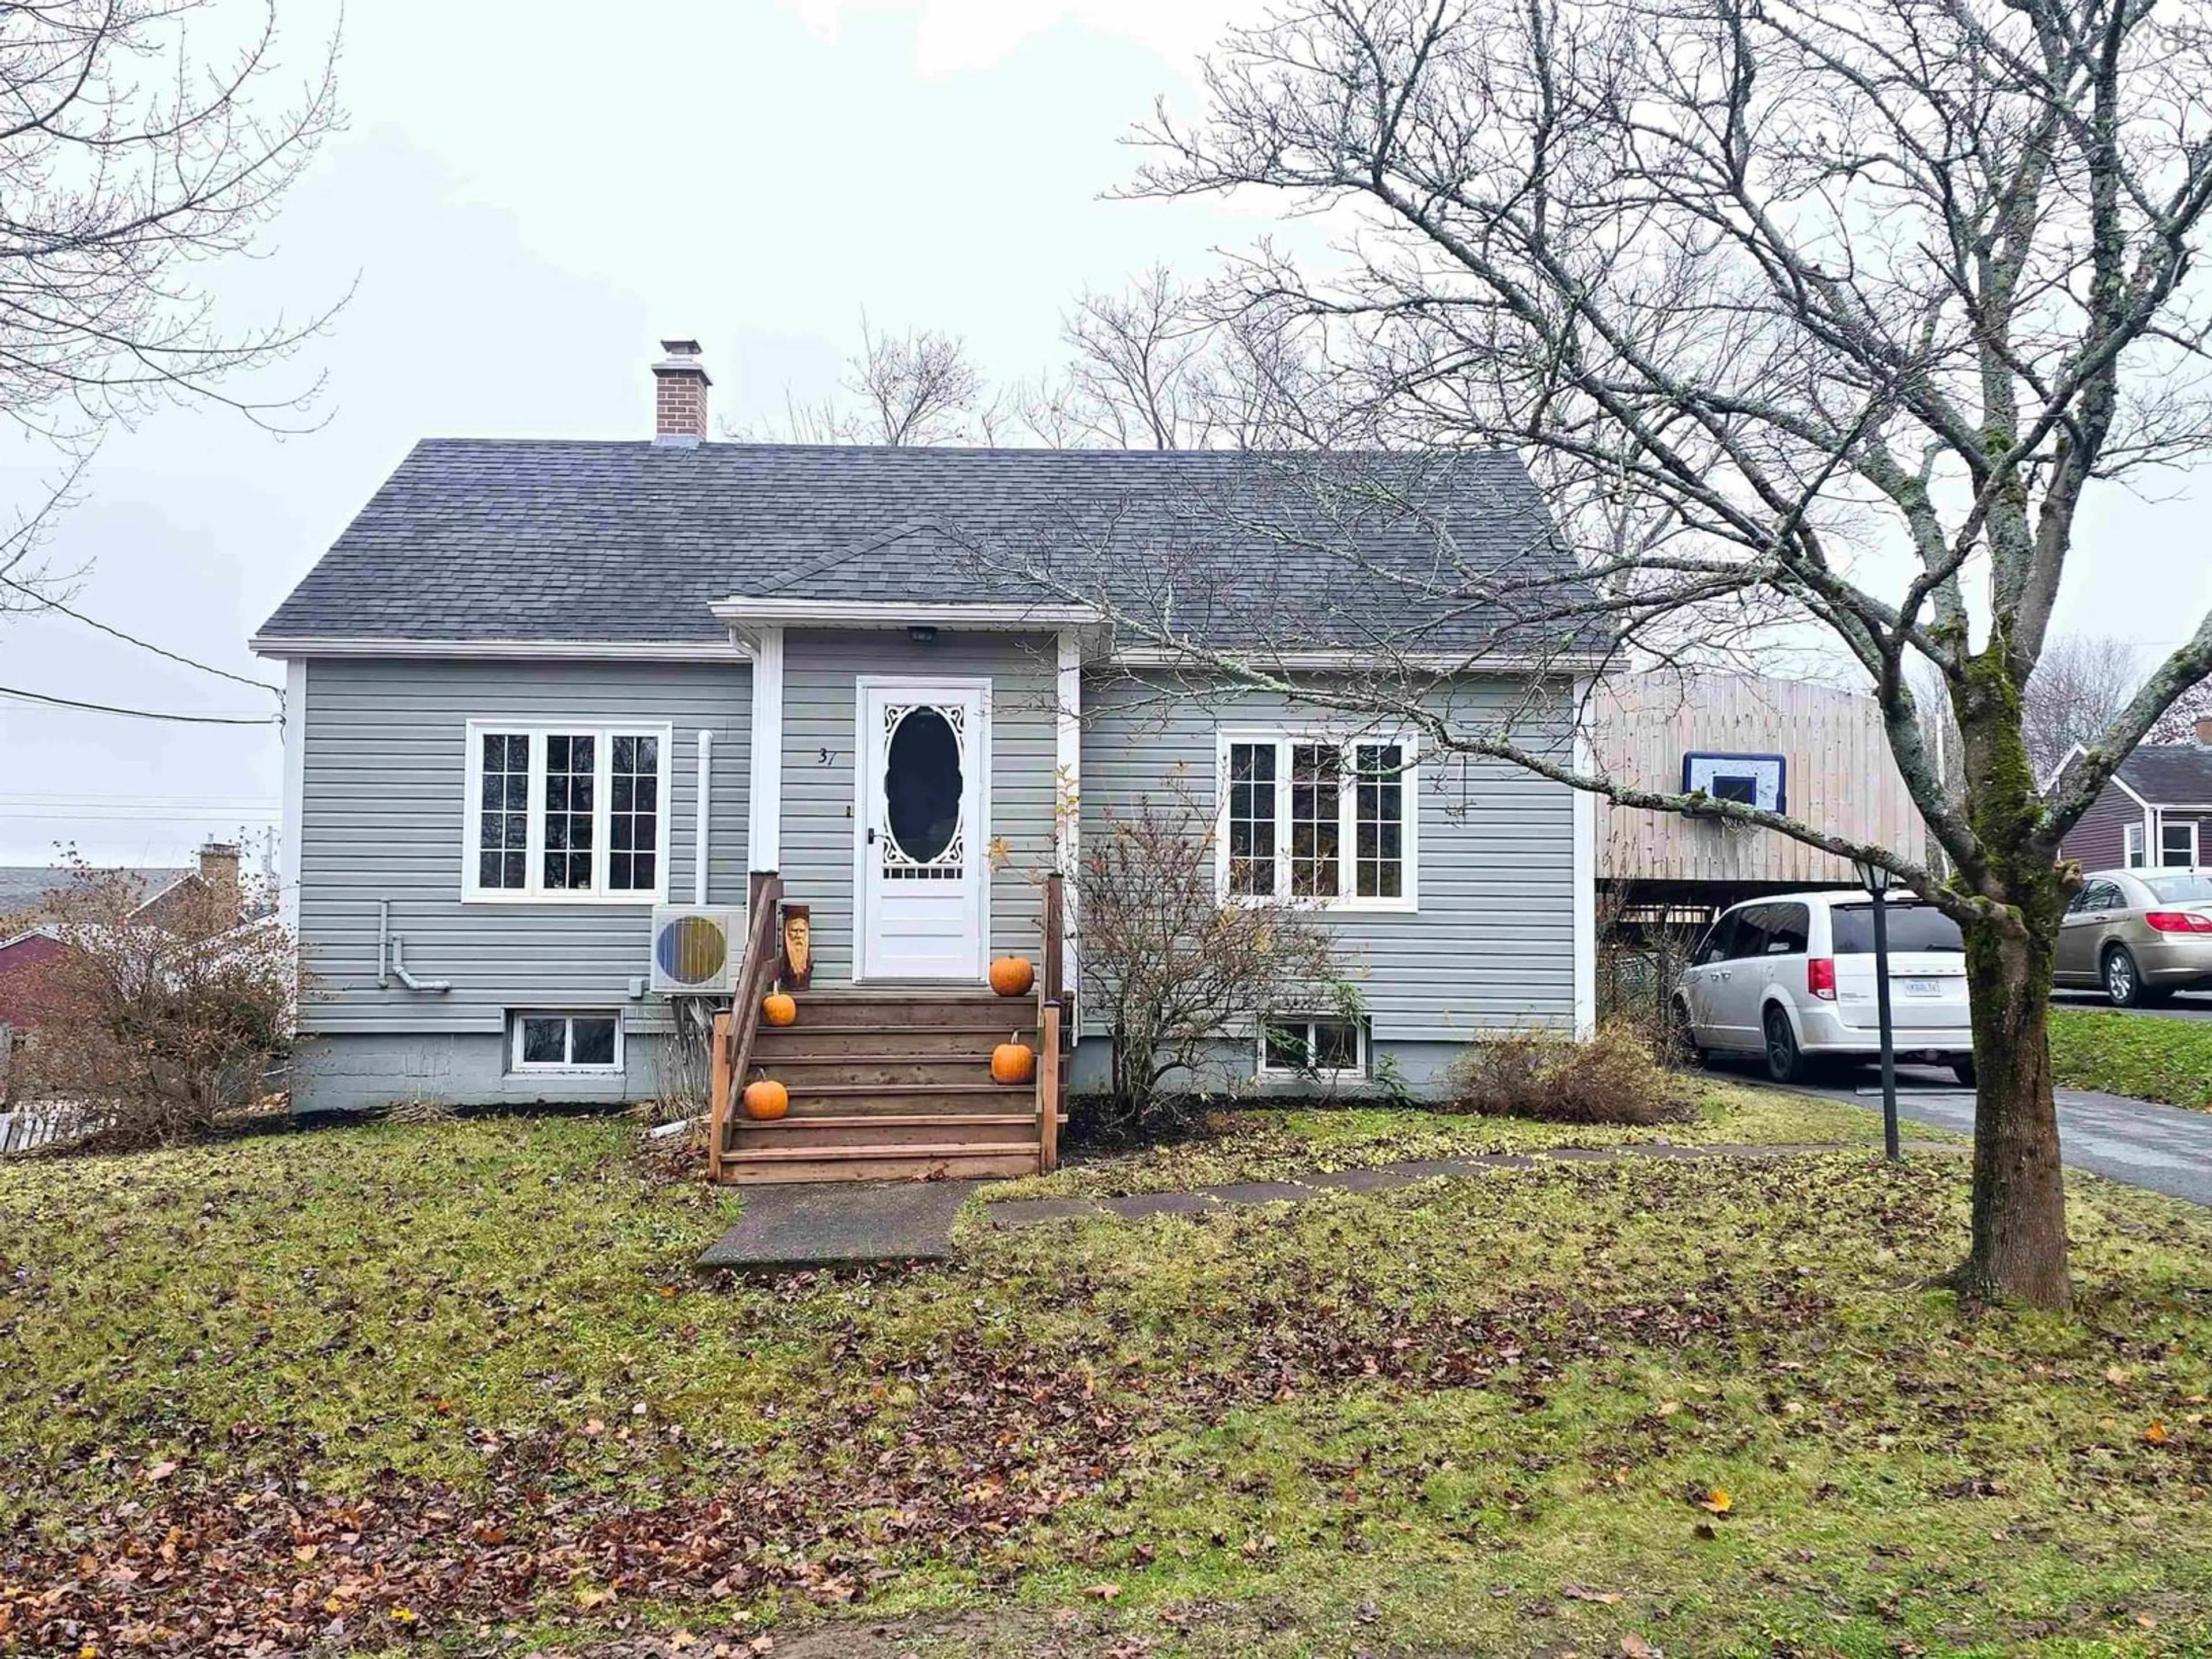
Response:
[1829,903,1964,954]
[2141,872,2212,904]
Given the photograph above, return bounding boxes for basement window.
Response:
[510,1011,622,1073]
[1257,1015,1366,1082]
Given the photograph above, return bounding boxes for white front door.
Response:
[857,679,989,980]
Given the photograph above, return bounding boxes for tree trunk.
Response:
[1956,910,2071,1308]
[1951,642,2072,1309]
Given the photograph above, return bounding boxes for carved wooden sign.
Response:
[781,903,812,990]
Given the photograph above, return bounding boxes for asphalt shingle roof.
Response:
[256,440,1590,654]
[2118,743,2212,804]
[0,866,191,923]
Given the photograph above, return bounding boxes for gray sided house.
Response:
[255,344,1599,1164]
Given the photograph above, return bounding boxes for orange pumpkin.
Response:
[762,991,798,1027]
[988,956,1036,997]
[991,1040,1036,1085]
[741,1077,790,1120]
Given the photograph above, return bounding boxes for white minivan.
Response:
[1672,891,1976,1084]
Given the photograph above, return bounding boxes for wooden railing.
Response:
[707,871,785,1181]
[1035,871,1069,1172]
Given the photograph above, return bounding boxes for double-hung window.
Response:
[1218,730,1417,910]
[2125,823,2147,868]
[2163,819,2200,868]
[464,721,672,902]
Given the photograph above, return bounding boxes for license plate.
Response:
[1900,978,1942,997]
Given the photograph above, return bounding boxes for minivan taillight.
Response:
[1807,957,1837,1000]
[2145,910,2212,933]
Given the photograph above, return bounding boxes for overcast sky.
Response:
[1,0,2207,868]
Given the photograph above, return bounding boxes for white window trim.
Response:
[509,1009,625,1074]
[462,719,674,905]
[2125,821,2148,868]
[1256,1013,1369,1082]
[1214,727,1420,913]
[2160,816,2200,868]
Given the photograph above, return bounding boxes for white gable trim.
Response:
[251,635,742,662]
[713,598,1101,631]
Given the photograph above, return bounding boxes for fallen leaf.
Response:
[1696,1488,1732,1515]
[2145,1421,2169,1445]
[1563,1585,1622,1605]
[1622,1635,1660,1658]
[142,1460,178,1484]
[2107,1366,2135,1385]
[293,1544,319,1563]
[1085,1582,1123,1601]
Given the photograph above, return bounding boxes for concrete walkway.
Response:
[695,1179,979,1271]
[1731,1060,2212,1207]
[695,1139,1949,1268]
[986,1139,1952,1229]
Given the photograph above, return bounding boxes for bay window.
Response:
[1217,730,1418,910]
[464,721,671,902]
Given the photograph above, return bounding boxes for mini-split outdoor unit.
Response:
[647,904,744,995]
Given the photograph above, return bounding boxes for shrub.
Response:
[1441,1022,1691,1126]
[1078,791,1346,1134]
[10,855,296,1147]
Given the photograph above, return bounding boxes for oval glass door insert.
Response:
[884,705,964,870]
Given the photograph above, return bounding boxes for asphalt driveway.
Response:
[1715,1057,2212,1207]
[2054,988,2212,1022]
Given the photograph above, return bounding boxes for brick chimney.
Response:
[198,840,241,890]
[652,338,711,446]
[197,840,242,926]
[2197,715,2212,747]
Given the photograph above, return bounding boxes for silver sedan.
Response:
[2055,868,2212,1007]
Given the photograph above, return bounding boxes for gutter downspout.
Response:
[378,900,451,993]
[695,728,713,906]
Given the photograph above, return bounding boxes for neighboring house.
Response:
[1590,671,1929,925]
[0,845,244,1103]
[2056,718,2212,871]
[252,340,1601,1176]
[0,848,242,1030]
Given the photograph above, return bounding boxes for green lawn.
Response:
[3,1109,2209,1658]
[981,1077,1910,1200]
[2051,1006,2212,1109]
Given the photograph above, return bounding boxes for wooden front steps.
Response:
[718,987,1066,1184]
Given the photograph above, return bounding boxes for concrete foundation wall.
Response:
[1068,1035,1471,1100]
[293,1029,672,1113]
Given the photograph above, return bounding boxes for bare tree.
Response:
[1022,267,1221,448]
[738,319,998,446]
[0,1,342,611]
[971,0,2212,1306]
[2022,635,2141,781]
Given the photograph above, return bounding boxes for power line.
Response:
[0,684,283,725]
[0,574,285,702]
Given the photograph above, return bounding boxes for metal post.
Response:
[1870,887,1900,1160]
